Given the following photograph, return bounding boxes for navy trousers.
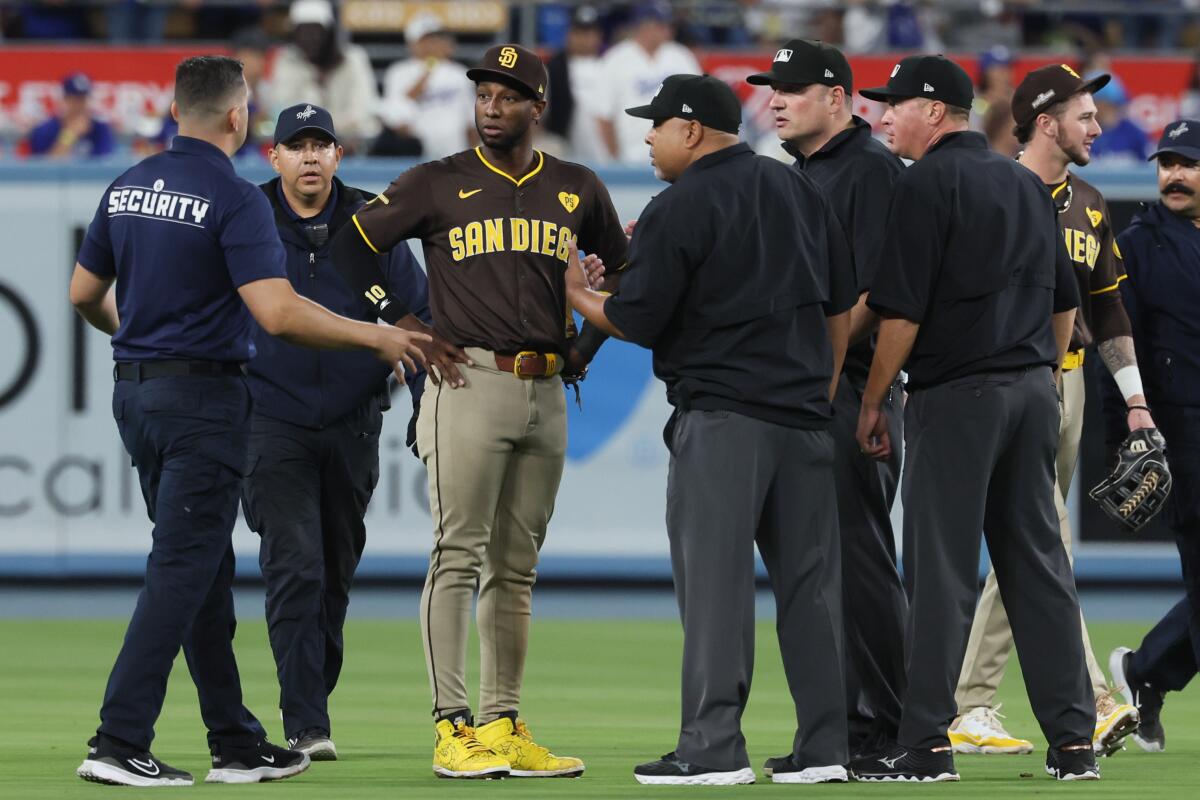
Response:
[242,398,382,740]
[100,374,264,750]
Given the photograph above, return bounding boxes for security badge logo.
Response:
[499,46,519,69]
[1087,207,1103,228]
[1169,122,1190,139]
[558,191,580,213]
[774,48,793,63]
[296,104,317,121]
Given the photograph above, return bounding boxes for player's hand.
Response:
[582,252,606,289]
[373,326,431,378]
[395,316,472,388]
[563,346,589,382]
[856,402,891,460]
[624,219,637,239]
[564,238,590,298]
[1128,407,1156,432]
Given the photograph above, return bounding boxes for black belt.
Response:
[114,360,245,382]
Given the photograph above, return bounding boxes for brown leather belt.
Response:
[494,351,563,379]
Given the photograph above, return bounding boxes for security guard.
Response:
[329,44,628,779]
[848,55,1096,782]
[748,38,908,761]
[952,64,1145,757]
[69,55,427,787]
[566,74,858,785]
[243,103,433,761]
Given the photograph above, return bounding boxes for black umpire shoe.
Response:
[1111,646,1167,751]
[760,754,847,784]
[849,744,959,782]
[205,738,310,784]
[1045,744,1100,781]
[633,752,755,785]
[76,734,194,787]
[288,728,338,761]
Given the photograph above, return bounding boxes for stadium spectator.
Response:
[106,0,168,42]
[265,0,379,154]
[377,13,474,159]
[1088,72,1149,163]
[596,1,701,164]
[972,46,1017,156]
[544,5,607,164]
[26,73,114,159]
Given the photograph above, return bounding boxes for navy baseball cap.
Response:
[746,39,852,93]
[1149,119,1200,162]
[274,102,338,145]
[62,73,92,96]
[860,54,974,109]
[626,74,741,134]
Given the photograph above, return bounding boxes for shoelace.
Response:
[970,703,1010,732]
[1095,686,1122,716]
[452,724,494,754]
[513,720,551,755]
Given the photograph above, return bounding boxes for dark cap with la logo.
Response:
[274,102,338,145]
[859,54,974,109]
[1150,118,1200,162]
[466,44,548,101]
[1012,63,1110,127]
[625,73,742,134]
[745,39,852,92]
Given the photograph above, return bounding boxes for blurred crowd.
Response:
[8,0,1200,166]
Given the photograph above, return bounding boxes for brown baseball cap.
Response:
[1012,64,1110,127]
[466,44,547,101]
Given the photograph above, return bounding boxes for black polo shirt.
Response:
[605,143,858,429]
[867,131,1080,391]
[789,115,904,384]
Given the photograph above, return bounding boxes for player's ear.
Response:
[532,99,547,123]
[169,100,180,124]
[267,145,281,174]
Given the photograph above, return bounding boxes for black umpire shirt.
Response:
[787,115,904,384]
[605,143,858,428]
[867,131,1080,390]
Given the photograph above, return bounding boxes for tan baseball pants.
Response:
[415,348,566,723]
[955,365,1108,711]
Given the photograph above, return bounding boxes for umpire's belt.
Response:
[114,360,246,382]
[494,351,562,379]
[1062,349,1085,372]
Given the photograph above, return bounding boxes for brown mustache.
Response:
[1164,182,1195,196]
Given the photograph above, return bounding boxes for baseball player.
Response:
[748,39,908,761]
[849,55,1097,782]
[951,63,1145,758]
[329,44,628,779]
[69,55,428,787]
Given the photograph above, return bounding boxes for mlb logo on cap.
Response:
[774,49,793,63]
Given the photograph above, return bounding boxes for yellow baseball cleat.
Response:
[475,716,585,778]
[1093,688,1140,757]
[432,717,511,779]
[948,705,1034,754]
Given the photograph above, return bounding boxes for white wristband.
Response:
[1113,366,1144,402]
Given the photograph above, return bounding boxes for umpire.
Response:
[566,74,858,785]
[849,55,1096,783]
[69,56,427,787]
[243,103,432,761]
[748,38,907,761]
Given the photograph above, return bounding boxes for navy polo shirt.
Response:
[77,136,287,362]
[605,143,858,429]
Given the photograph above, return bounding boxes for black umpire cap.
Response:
[625,74,742,134]
[274,102,338,145]
[1149,118,1200,162]
[467,44,548,101]
[860,54,974,109]
[1011,63,1110,128]
[745,39,852,93]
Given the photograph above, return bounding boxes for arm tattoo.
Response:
[1099,335,1139,375]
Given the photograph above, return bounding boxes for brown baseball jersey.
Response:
[351,147,628,356]
[1050,172,1132,350]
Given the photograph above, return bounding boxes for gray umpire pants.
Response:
[667,409,847,771]
[898,367,1094,750]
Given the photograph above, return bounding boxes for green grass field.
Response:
[1,617,1194,798]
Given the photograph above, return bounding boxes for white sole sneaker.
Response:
[772,764,848,784]
[1045,765,1100,781]
[205,754,310,784]
[296,738,338,761]
[1109,647,1135,705]
[856,772,960,783]
[635,767,755,786]
[433,765,511,779]
[509,766,585,777]
[77,759,193,787]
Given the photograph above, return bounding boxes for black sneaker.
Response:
[76,734,193,787]
[849,744,959,782]
[760,754,847,784]
[633,752,755,785]
[1045,744,1100,781]
[205,738,310,784]
[288,728,338,761]
[1110,646,1167,752]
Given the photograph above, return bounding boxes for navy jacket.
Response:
[248,176,430,429]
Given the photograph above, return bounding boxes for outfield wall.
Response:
[0,161,1182,583]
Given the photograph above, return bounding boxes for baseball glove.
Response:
[1088,428,1172,532]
